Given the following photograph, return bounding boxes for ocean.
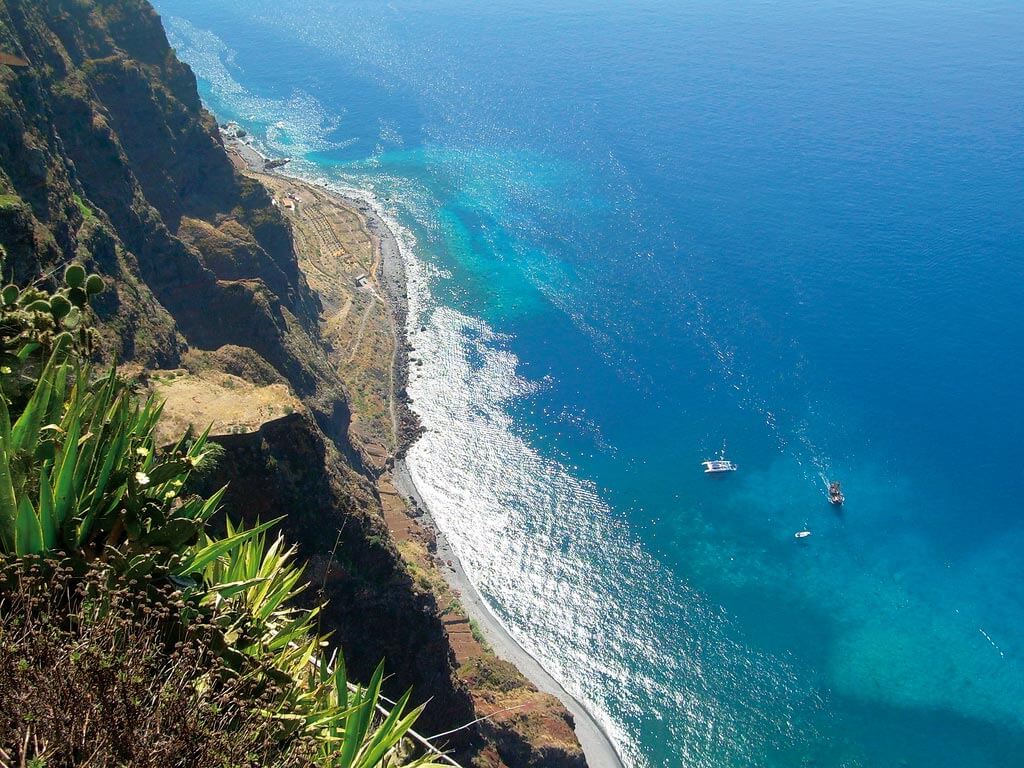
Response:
[153,1,1024,765]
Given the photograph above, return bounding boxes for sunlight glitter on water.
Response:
[397,219,817,767]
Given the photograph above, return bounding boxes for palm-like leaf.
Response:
[313,659,446,768]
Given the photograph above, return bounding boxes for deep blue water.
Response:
[155,1,1024,765]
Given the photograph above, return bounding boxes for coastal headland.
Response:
[222,133,624,768]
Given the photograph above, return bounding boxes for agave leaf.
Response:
[11,346,61,453]
[257,566,306,620]
[0,439,17,550]
[15,341,40,362]
[336,655,349,713]
[206,576,270,601]
[14,494,42,555]
[188,424,212,457]
[50,363,72,422]
[89,406,127,506]
[358,699,426,768]
[90,366,119,425]
[77,370,124,498]
[175,517,280,575]
[194,485,228,523]
[263,618,322,656]
[38,462,56,549]
[0,386,10,443]
[55,407,82,543]
[338,662,385,768]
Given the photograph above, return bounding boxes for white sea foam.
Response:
[166,18,344,157]
[397,220,819,767]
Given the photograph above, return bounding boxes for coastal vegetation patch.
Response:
[0,264,444,767]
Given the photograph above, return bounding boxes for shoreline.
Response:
[223,132,625,768]
[391,460,624,768]
[350,185,625,768]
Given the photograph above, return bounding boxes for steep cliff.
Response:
[0,0,338,429]
[193,407,481,747]
[0,0,477,747]
[0,2,588,766]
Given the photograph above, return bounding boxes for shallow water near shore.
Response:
[157,1,1024,765]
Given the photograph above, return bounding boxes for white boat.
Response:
[795,530,812,539]
[702,458,737,474]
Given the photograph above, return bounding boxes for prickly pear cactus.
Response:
[64,263,86,289]
[0,259,105,373]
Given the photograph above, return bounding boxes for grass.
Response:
[401,554,438,594]
[468,618,491,652]
[72,193,93,221]
[0,193,23,211]
[395,540,451,599]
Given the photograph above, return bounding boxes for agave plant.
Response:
[187,520,323,672]
[198,520,314,632]
[313,658,446,768]
[177,519,447,766]
[0,342,224,563]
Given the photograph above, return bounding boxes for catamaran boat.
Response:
[702,458,737,474]
[828,481,845,505]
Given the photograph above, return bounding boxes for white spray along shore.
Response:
[222,130,626,768]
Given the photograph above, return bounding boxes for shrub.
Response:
[72,193,94,221]
[0,557,319,768]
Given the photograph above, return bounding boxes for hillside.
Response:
[0,1,587,766]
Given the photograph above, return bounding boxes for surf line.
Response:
[978,628,1005,658]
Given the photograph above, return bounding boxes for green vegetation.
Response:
[458,657,522,695]
[396,540,451,598]
[0,558,323,768]
[72,192,93,221]
[0,194,23,211]
[468,617,491,652]
[0,264,445,767]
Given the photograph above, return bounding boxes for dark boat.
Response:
[828,481,845,505]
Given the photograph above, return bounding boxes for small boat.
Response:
[828,481,845,505]
[703,441,737,474]
[795,530,812,539]
[702,458,737,473]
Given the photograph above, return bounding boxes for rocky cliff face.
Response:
[0,0,476,750]
[195,410,480,750]
[0,0,332,421]
[0,3,588,766]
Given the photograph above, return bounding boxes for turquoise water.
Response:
[156,1,1024,765]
